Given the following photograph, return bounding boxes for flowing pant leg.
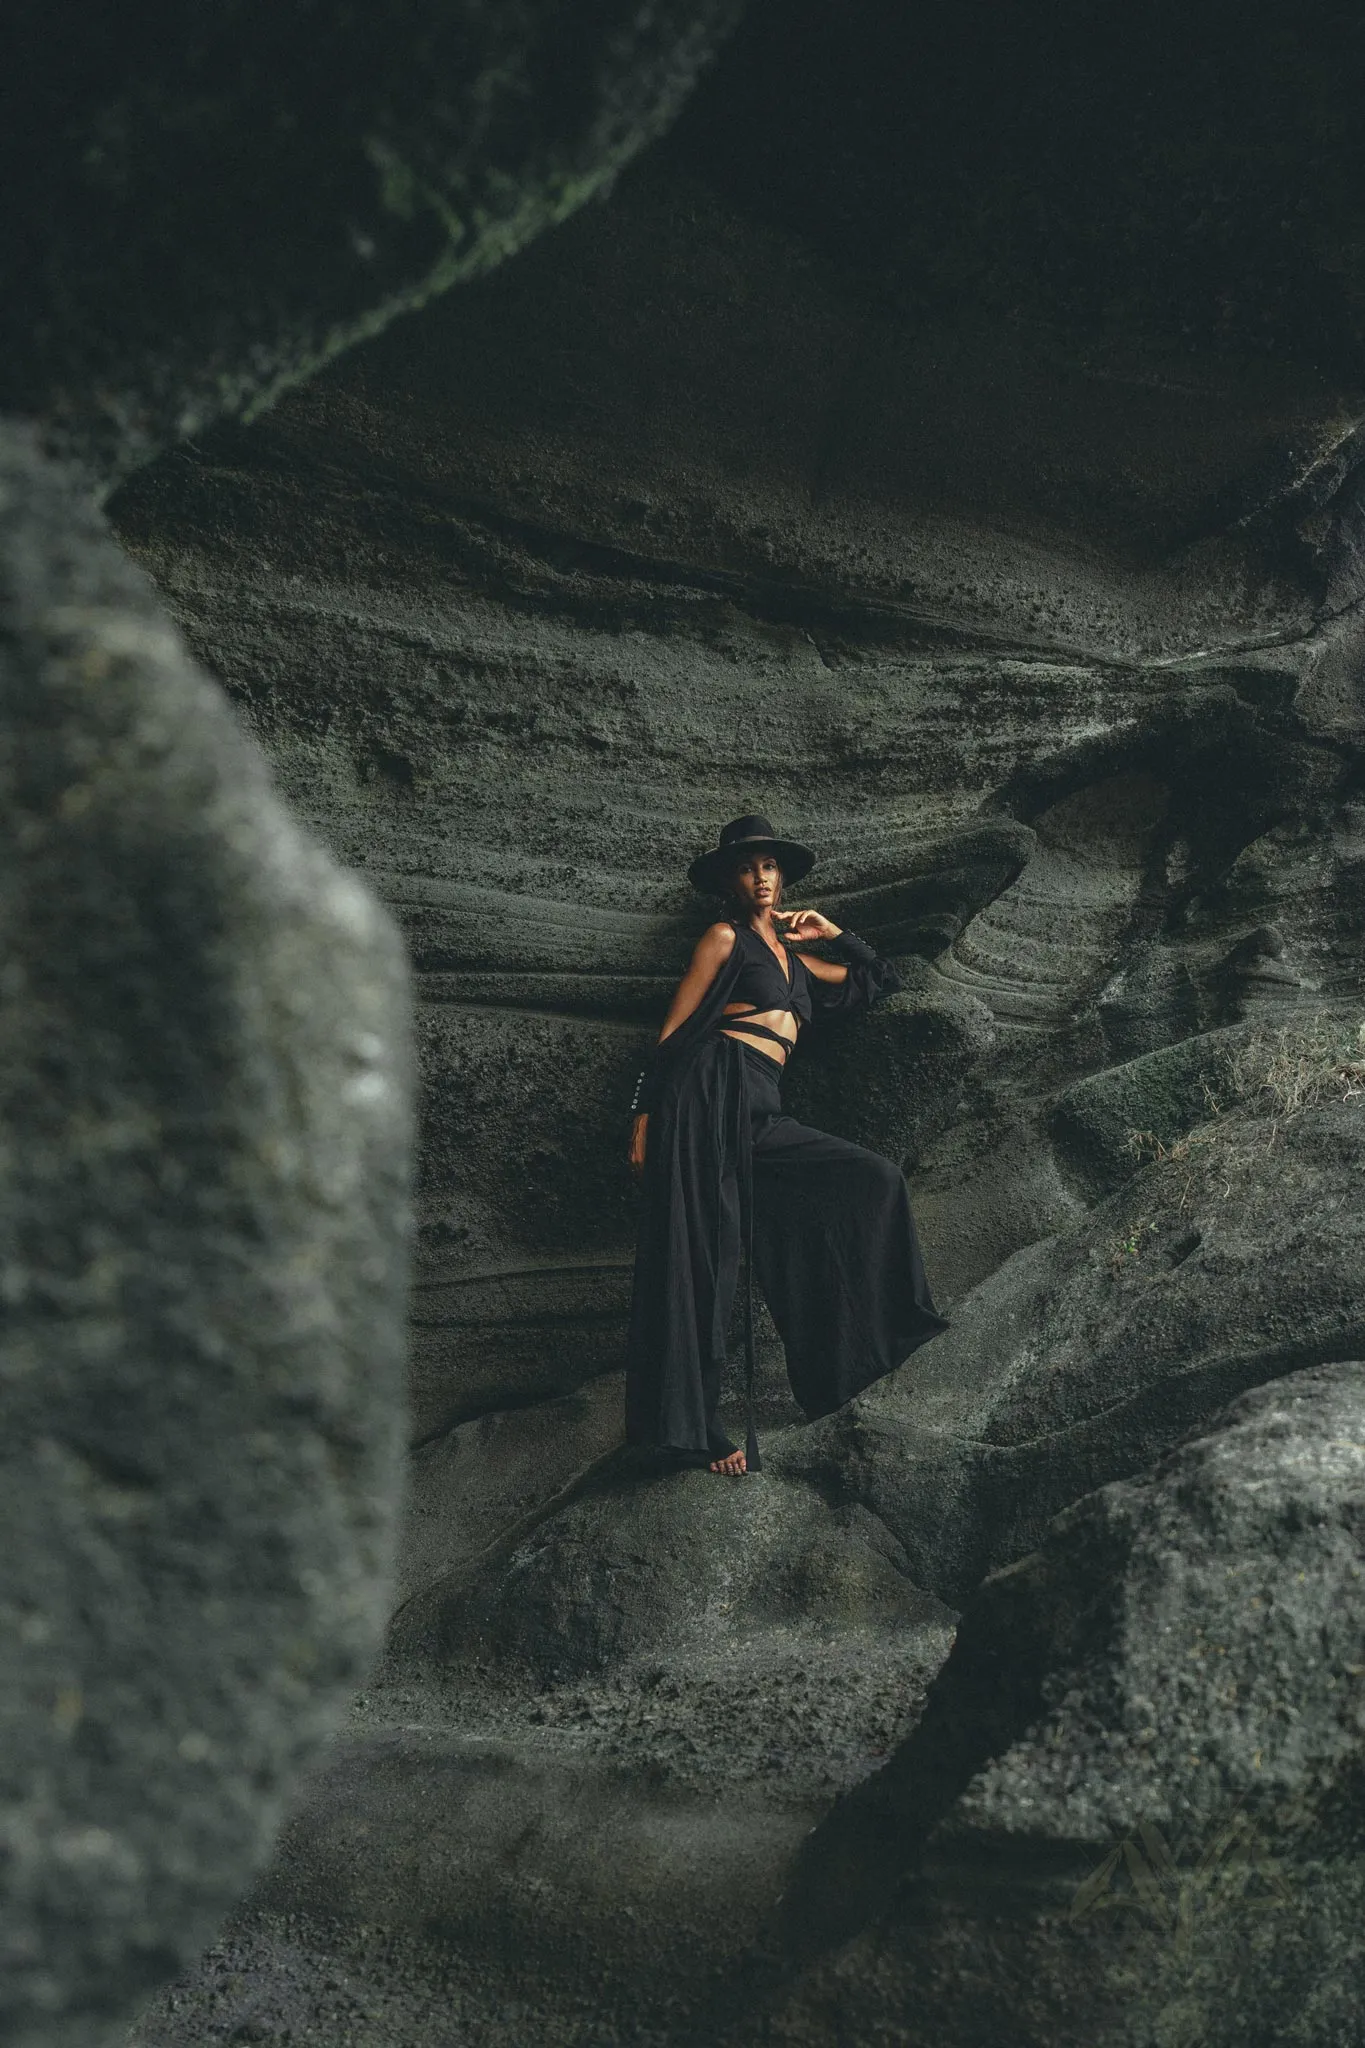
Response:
[701,1158,741,1448]
[749,1112,948,1418]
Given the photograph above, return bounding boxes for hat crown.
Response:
[719,814,777,847]
[687,815,815,894]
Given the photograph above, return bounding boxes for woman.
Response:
[625,814,947,1476]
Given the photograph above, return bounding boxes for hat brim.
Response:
[688,836,816,895]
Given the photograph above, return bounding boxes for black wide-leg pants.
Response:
[703,1045,948,1430]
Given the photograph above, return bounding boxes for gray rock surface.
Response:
[395,1444,949,1688]
[770,1362,1365,2047]
[1,0,741,486]
[789,1066,1365,1607]
[396,1370,625,1605]
[130,1463,959,2047]
[0,427,412,2047]
[108,381,1364,1436]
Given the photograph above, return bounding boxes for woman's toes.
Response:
[705,1447,749,1474]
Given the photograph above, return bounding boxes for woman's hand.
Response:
[776,908,842,944]
[628,1112,648,1179]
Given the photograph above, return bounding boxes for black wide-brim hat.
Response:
[687,814,816,894]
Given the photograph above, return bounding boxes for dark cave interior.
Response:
[3,5,1365,2045]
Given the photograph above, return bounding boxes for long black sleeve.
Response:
[808,928,903,1016]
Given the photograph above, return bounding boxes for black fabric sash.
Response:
[728,1038,760,1470]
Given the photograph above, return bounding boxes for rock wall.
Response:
[108,64,1365,2043]
[110,139,1365,1444]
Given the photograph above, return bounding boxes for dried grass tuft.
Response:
[1125,1125,1216,1168]
[1120,1012,1365,1212]
[1228,1015,1365,1117]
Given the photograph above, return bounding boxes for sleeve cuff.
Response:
[829,928,879,967]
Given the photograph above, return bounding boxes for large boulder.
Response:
[0,427,412,2047]
[122,1450,958,2048]
[393,1444,948,1690]
[395,1370,626,1606]
[786,1035,1365,1604]
[773,1362,1365,2047]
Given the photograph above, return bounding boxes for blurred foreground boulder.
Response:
[0,427,412,2047]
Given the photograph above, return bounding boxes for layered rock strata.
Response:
[111,121,1365,2048]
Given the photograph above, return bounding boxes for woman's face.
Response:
[728,852,783,916]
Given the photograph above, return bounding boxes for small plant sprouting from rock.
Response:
[1108,1218,1158,1272]
[1070,1793,1293,1966]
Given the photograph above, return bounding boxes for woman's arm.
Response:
[657,922,737,1042]
[796,950,850,985]
[628,922,736,1178]
[783,908,902,1011]
[778,906,850,985]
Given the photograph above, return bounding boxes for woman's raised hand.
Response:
[776,908,842,943]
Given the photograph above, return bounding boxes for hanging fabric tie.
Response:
[734,1043,761,1472]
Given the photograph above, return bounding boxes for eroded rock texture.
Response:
[65,0,1365,2041]
[774,1363,1365,2048]
[0,427,411,2048]
[1,0,741,486]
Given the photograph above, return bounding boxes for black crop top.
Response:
[628,924,891,1114]
[722,920,814,1038]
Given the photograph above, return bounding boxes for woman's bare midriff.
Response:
[720,1003,798,1065]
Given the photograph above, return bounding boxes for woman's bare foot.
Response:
[709,1447,747,1475]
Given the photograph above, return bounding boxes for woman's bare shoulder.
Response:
[696,920,738,957]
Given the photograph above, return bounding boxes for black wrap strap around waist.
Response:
[719,1009,795,1054]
